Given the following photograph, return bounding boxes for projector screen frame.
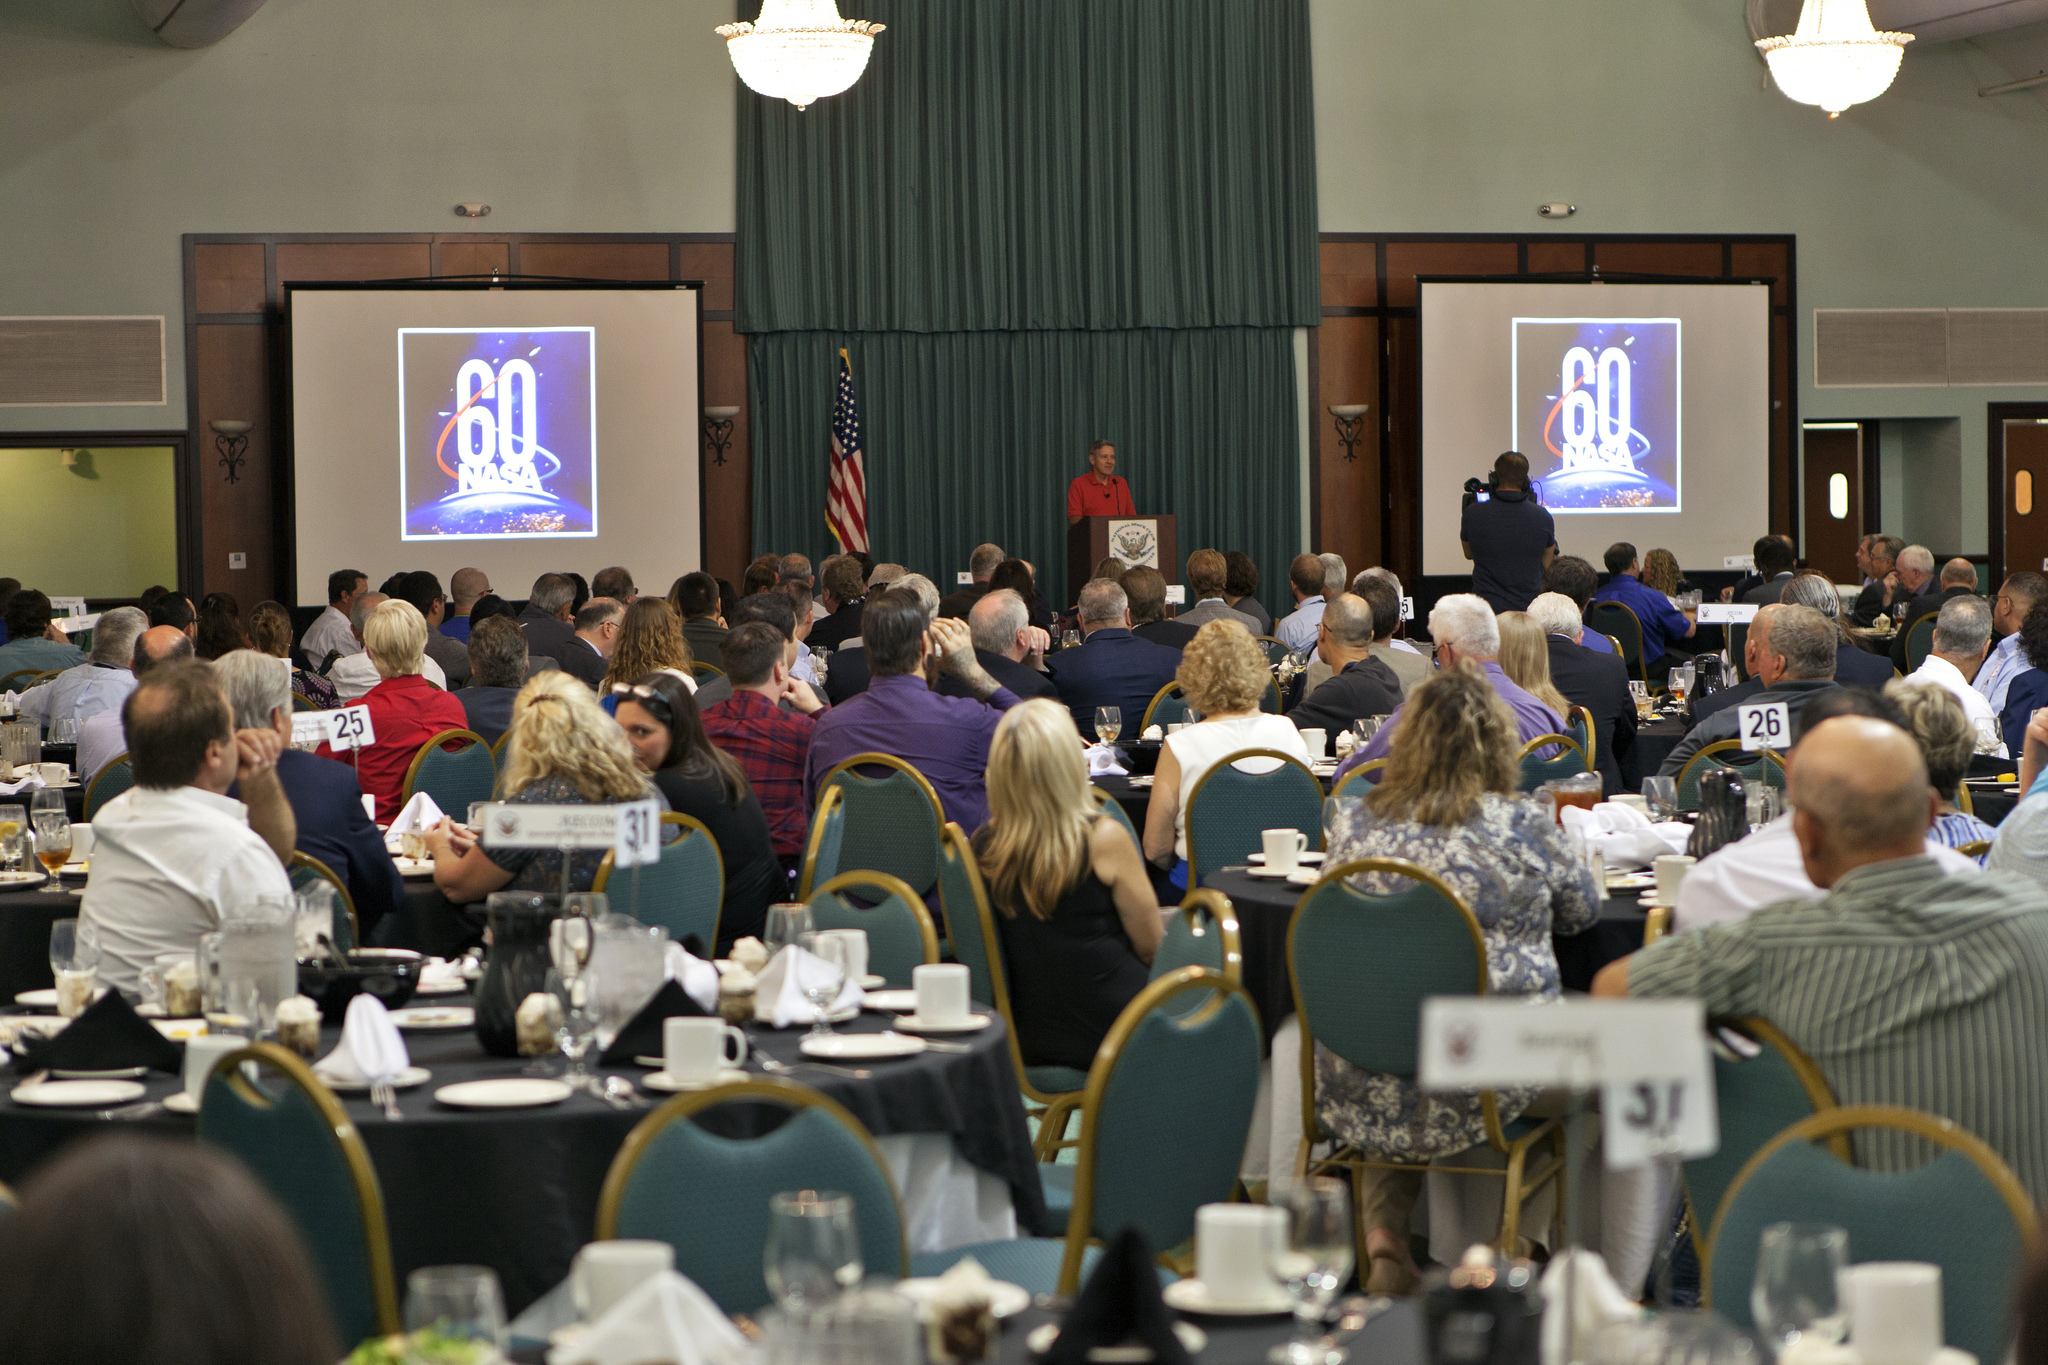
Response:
[280,275,705,606]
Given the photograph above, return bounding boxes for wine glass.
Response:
[765,903,814,956]
[1061,629,1082,651]
[48,717,78,746]
[1752,1223,1850,1355]
[1094,706,1122,746]
[797,931,848,1035]
[1666,667,1689,707]
[1266,1176,1355,1365]
[31,810,70,876]
[765,1189,863,1321]
[405,1265,507,1359]
[0,803,26,874]
[810,647,832,690]
[547,967,599,1090]
[1643,776,1678,821]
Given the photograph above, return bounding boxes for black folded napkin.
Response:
[679,933,708,959]
[15,989,184,1075]
[1044,1228,1189,1365]
[597,978,709,1066]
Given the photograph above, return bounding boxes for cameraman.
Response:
[1460,451,1556,613]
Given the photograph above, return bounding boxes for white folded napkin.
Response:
[664,941,720,1013]
[754,944,864,1027]
[418,957,465,991]
[549,1270,747,1365]
[1085,743,1127,776]
[383,790,447,842]
[313,994,411,1085]
[0,770,47,797]
[1538,1249,1640,1365]
[1560,801,1691,870]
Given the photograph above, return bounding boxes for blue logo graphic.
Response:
[1511,318,1680,513]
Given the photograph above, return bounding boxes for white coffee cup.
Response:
[572,1239,675,1323]
[913,962,972,1027]
[1610,794,1650,815]
[1262,828,1309,873]
[1195,1203,1285,1306]
[36,762,68,786]
[819,928,869,983]
[183,1033,246,1103]
[662,1015,748,1081]
[1297,728,1327,759]
[1652,854,1697,906]
[1843,1262,1942,1365]
[67,823,93,862]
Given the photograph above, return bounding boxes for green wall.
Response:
[0,446,178,596]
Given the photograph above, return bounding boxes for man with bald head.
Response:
[935,588,1056,703]
[1598,711,2048,1200]
[1285,593,1402,738]
[1891,554,1981,671]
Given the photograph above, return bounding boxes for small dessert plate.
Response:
[799,1031,926,1060]
[641,1067,750,1092]
[387,1006,475,1031]
[1161,1277,1294,1316]
[891,1013,993,1034]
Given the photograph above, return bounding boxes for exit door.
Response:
[2002,420,2048,586]
[1801,424,1864,582]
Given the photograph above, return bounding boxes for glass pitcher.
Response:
[586,914,670,1048]
[214,897,297,1036]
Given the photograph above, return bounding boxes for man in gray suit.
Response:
[1177,549,1263,633]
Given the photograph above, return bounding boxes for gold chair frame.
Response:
[1183,747,1324,875]
[1516,732,1590,768]
[594,811,725,941]
[289,851,360,947]
[1139,682,1188,732]
[1570,705,1597,773]
[1957,838,1992,858]
[1166,889,1244,987]
[797,784,845,899]
[398,727,492,808]
[812,869,942,967]
[1331,759,1386,800]
[1677,738,1787,803]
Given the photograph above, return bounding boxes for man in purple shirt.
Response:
[804,588,1022,831]
[1332,594,1563,782]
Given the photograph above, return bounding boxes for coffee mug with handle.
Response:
[1262,828,1309,873]
[572,1239,675,1323]
[662,1015,749,1082]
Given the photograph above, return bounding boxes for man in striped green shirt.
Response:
[1596,716,2048,1200]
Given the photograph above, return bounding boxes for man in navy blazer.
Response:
[1047,578,1184,742]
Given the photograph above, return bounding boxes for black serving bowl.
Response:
[297,948,423,1023]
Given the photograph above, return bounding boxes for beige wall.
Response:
[0,446,178,597]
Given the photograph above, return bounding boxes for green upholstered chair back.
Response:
[815,754,945,900]
[1706,1106,2038,1365]
[195,1044,398,1345]
[1729,623,1751,681]
[1677,741,1786,812]
[1091,787,1141,846]
[596,812,724,948]
[1905,613,1940,673]
[1185,749,1322,882]
[1516,733,1591,792]
[1251,636,1293,666]
[1141,685,1190,730]
[1584,601,1646,681]
[808,871,939,986]
[291,691,318,712]
[1683,1018,1838,1258]
[935,824,997,1009]
[400,729,495,813]
[799,784,847,898]
[598,1081,908,1315]
[1564,709,1592,766]
[1149,891,1242,1018]
[84,757,134,819]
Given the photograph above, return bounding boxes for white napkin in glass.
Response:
[312,994,411,1085]
[1560,802,1691,870]
[418,957,465,991]
[0,770,47,797]
[1085,743,1127,776]
[383,791,446,843]
[753,944,864,1027]
[549,1269,747,1365]
[663,941,720,1013]
[1538,1249,1639,1365]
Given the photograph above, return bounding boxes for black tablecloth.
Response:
[1633,714,1687,779]
[374,877,487,956]
[0,993,1047,1314]
[0,880,77,1001]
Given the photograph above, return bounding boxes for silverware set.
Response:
[369,1078,404,1122]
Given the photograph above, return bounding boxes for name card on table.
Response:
[1696,603,1757,625]
[956,572,973,585]
[1165,585,1186,605]
[292,705,376,751]
[1737,701,1791,752]
[46,596,88,618]
[483,799,663,868]
[54,613,101,634]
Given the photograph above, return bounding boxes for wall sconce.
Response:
[703,406,740,466]
[1329,404,1370,463]
[209,419,252,484]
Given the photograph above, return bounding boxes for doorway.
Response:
[1988,405,2048,589]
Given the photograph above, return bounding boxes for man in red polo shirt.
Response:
[1067,440,1136,524]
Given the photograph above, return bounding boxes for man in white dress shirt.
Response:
[327,593,447,700]
[1902,595,1997,740]
[79,660,296,994]
[299,568,368,665]
[17,607,146,736]
[76,626,192,785]
[1975,571,2048,714]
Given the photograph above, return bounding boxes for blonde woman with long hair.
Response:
[976,699,1162,1070]
[1640,547,1685,601]
[424,670,660,902]
[1495,612,1572,720]
[603,597,694,693]
[1319,662,1599,1294]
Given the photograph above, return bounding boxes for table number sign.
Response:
[484,799,662,868]
[1737,701,1790,752]
[1696,603,1757,625]
[292,705,376,750]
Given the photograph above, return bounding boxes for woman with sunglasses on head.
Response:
[614,671,781,952]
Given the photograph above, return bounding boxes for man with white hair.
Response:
[1046,578,1184,742]
[326,592,447,701]
[1331,593,1565,780]
[937,589,1057,703]
[1318,553,1347,598]
[1905,595,1997,740]
[1890,553,1978,671]
[1530,591,1635,794]
[18,605,147,735]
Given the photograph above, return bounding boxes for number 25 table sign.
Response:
[290,705,376,751]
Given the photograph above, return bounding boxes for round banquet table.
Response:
[0,993,1048,1314]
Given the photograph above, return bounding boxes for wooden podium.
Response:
[1068,515,1177,598]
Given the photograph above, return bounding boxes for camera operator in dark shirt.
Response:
[1460,450,1557,614]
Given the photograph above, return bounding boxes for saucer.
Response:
[862,989,919,1012]
[858,974,888,990]
[1248,851,1325,866]
[641,1067,750,1092]
[1246,865,1309,879]
[433,1077,572,1109]
[892,1012,993,1034]
[1284,868,1319,886]
[163,1091,199,1114]
[799,1031,926,1059]
[11,1079,146,1108]
[1161,1277,1294,1316]
[323,1066,432,1093]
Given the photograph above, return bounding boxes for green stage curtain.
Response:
[736,0,1319,334]
[749,328,1299,608]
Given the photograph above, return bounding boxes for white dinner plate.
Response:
[1606,872,1656,890]
[52,1066,148,1080]
[393,857,435,878]
[0,871,47,886]
[414,978,468,995]
[387,1006,475,1031]
[862,989,919,1013]
[1247,851,1325,866]
[1161,1277,1295,1316]
[641,1067,750,1092]
[798,1031,927,1060]
[433,1077,574,1109]
[894,1275,1032,1320]
[892,1013,993,1034]
[324,1066,433,1093]
[151,1018,206,1041]
[13,987,108,1009]
[162,1091,199,1114]
[11,1079,146,1108]
[1245,865,1307,880]
[1025,1322,1208,1360]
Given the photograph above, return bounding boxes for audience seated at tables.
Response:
[989,557,1055,633]
[937,542,1005,620]
[591,564,636,605]
[805,590,1022,831]
[696,590,806,708]
[1285,592,1403,737]
[1887,679,1998,861]
[1540,555,1617,657]
[439,565,491,642]
[0,590,84,680]
[1528,592,1636,794]
[1977,571,2048,714]
[327,594,448,701]
[77,626,192,784]
[386,571,471,686]
[1045,578,1184,742]
[1987,705,2048,892]
[1320,662,1599,1293]
[1495,610,1574,734]
[1598,712,2048,1203]
[704,622,822,874]
[247,600,338,709]
[555,595,622,690]
[16,606,144,734]
[1638,547,1689,602]
[1143,619,1312,889]
[80,660,294,994]
[779,553,826,623]
[937,589,1057,703]
[1738,534,1798,604]
[600,596,693,695]
[1724,534,1797,603]
[1780,570,1896,690]
[214,648,403,939]
[975,698,1161,1071]
[426,671,662,901]
[1904,595,1997,738]
[561,571,591,617]
[821,572,939,706]
[866,561,907,592]
[1274,553,1333,654]
[1892,554,1982,671]
[192,592,247,660]
[1124,565,1197,650]
[1847,533,1906,626]
[742,554,781,596]
[317,599,468,823]
[778,578,822,687]
[515,572,581,667]
[1350,569,1434,691]
[1592,541,1697,673]
[617,671,782,949]
[150,593,197,641]
[1337,594,1563,779]
[2001,601,2048,761]
[1657,604,1839,777]
[0,1134,342,1365]
[809,552,869,650]
[452,615,528,748]
[670,570,728,667]
[1177,549,1262,635]
[1224,551,1273,635]
[298,568,366,665]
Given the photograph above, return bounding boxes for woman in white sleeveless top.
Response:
[1143,619,1310,890]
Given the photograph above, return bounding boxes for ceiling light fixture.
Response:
[1755,0,1912,117]
[717,0,884,111]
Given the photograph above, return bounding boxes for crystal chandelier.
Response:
[1755,0,1912,117]
[716,0,884,111]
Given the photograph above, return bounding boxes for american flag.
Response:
[825,348,869,553]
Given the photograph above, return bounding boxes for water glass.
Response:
[797,931,849,1035]
[48,717,78,745]
[764,1287,920,1365]
[765,1190,863,1321]
[1094,706,1122,745]
[765,902,814,955]
[1667,666,1690,705]
[31,809,70,875]
[49,918,101,1018]
[0,804,25,873]
[1976,718,2004,755]
[1643,776,1678,820]
[548,967,599,1089]
[404,1265,507,1359]
[1266,1176,1355,1365]
[1752,1223,1850,1354]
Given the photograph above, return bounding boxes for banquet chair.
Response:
[289,851,360,950]
[1185,748,1323,883]
[1515,733,1589,792]
[798,784,847,898]
[1150,890,1244,1003]
[1567,707,1595,773]
[1676,740,1787,812]
[1289,858,1565,1258]
[807,870,939,986]
[809,753,946,920]
[690,661,724,684]
[594,812,723,948]
[290,691,318,712]
[595,1079,908,1315]
[0,668,45,693]
[909,968,1264,1296]
[934,821,1088,1160]
[1957,838,1993,859]
[1331,759,1386,799]
[1904,612,1941,674]
[1258,675,1284,715]
[399,728,495,815]
[1681,1017,1841,1260]
[196,1043,400,1345]
[490,730,515,766]
[1140,683,1190,730]
[84,753,134,819]
[1583,602,1646,682]
[1090,786,1141,846]
[1704,1105,2037,1365]
[1251,636,1293,666]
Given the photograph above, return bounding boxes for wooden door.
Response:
[2004,422,2048,585]
[1801,425,1863,582]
